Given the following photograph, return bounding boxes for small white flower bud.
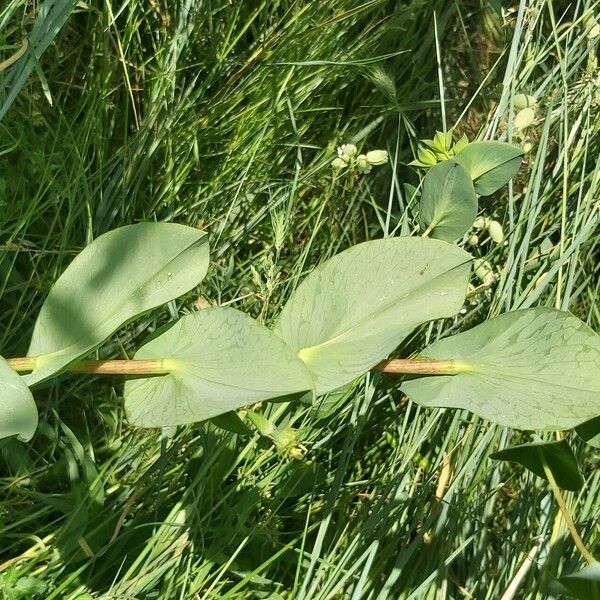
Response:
[467,234,479,247]
[337,144,357,162]
[473,216,489,229]
[365,150,389,166]
[356,154,372,174]
[331,157,346,171]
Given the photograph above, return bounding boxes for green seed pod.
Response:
[452,133,469,155]
[514,94,537,110]
[514,107,535,131]
[474,258,496,285]
[488,220,504,244]
[417,146,437,166]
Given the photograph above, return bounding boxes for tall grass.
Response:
[0,1,599,598]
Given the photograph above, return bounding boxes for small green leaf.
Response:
[576,416,600,448]
[491,440,583,491]
[559,564,600,599]
[211,412,252,436]
[274,237,471,395]
[418,161,477,241]
[0,357,38,441]
[402,308,600,430]
[26,223,209,386]
[125,308,314,427]
[453,140,524,196]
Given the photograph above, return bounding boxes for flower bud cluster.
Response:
[473,216,504,244]
[332,143,389,175]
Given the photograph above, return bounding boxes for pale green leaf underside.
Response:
[402,308,600,430]
[418,161,477,242]
[124,308,314,427]
[453,140,524,196]
[491,440,583,491]
[559,564,600,600]
[274,237,471,395]
[26,223,209,386]
[0,357,38,441]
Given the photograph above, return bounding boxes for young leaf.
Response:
[453,140,524,196]
[274,237,471,395]
[124,307,314,427]
[576,416,600,448]
[418,161,477,242]
[25,223,209,386]
[491,440,583,491]
[402,308,600,430]
[211,412,252,436]
[559,564,600,600]
[0,357,38,441]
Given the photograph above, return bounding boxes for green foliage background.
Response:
[0,0,599,597]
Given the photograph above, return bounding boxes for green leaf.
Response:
[0,357,38,441]
[576,416,600,448]
[211,412,252,436]
[124,307,314,427]
[491,440,583,491]
[559,564,600,599]
[418,161,477,241]
[453,140,524,196]
[25,223,209,386]
[274,237,471,395]
[402,308,600,430]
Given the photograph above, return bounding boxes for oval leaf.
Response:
[0,357,38,441]
[26,223,209,386]
[453,140,524,196]
[124,307,314,427]
[559,564,600,600]
[418,161,477,242]
[274,237,471,395]
[491,440,583,491]
[402,308,600,430]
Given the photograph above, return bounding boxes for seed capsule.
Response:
[488,220,504,244]
[514,94,537,110]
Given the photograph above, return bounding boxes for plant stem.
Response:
[374,358,460,375]
[541,460,596,564]
[7,357,172,375]
[6,356,460,377]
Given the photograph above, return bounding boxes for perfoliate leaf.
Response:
[26,223,209,386]
[0,357,38,441]
[418,161,477,241]
[402,308,600,430]
[558,564,600,600]
[124,308,314,427]
[491,440,583,491]
[453,140,524,196]
[576,416,600,448]
[274,237,471,395]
